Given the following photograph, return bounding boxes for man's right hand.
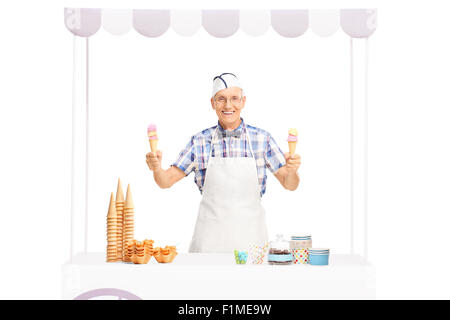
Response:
[146,151,162,172]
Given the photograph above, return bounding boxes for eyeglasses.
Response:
[214,96,243,107]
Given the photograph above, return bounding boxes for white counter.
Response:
[62,253,375,299]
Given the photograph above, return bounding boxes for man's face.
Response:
[210,87,246,129]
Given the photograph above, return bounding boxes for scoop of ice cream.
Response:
[287,128,298,142]
[148,124,157,133]
[148,124,158,139]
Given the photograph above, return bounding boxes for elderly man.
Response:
[146,73,301,253]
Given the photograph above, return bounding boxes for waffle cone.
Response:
[116,179,124,259]
[106,192,118,262]
[288,141,297,156]
[123,197,134,257]
[153,246,177,263]
[143,254,151,264]
[149,138,158,153]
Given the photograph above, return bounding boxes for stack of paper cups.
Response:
[289,235,312,250]
[309,248,330,266]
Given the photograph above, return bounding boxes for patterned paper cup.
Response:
[292,248,310,264]
[234,250,248,264]
[248,243,269,264]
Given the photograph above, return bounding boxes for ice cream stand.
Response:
[63,8,377,299]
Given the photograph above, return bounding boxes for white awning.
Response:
[64,8,377,38]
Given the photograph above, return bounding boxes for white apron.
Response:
[188,125,269,253]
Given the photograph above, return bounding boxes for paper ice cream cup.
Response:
[309,248,330,265]
[248,243,269,264]
[292,248,310,264]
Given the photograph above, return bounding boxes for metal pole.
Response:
[349,37,354,255]
[84,37,90,253]
[70,34,77,262]
[363,38,369,260]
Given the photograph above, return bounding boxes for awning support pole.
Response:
[70,34,77,262]
[349,37,354,256]
[363,37,369,261]
[84,37,90,253]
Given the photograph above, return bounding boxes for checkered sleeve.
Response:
[265,133,287,173]
[171,136,197,176]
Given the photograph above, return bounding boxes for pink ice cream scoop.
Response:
[287,128,298,156]
[148,124,158,140]
[287,128,298,142]
[148,124,158,153]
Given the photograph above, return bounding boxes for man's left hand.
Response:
[284,153,301,174]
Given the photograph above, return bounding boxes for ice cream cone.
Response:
[149,139,158,153]
[116,178,124,260]
[287,128,298,157]
[123,184,134,261]
[106,192,118,262]
[147,124,158,153]
[288,141,297,157]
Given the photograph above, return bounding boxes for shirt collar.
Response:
[217,118,244,138]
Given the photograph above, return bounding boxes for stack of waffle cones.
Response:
[116,179,124,260]
[132,241,146,264]
[153,245,178,263]
[122,184,134,262]
[124,240,136,262]
[122,239,155,264]
[144,239,154,259]
[106,193,119,262]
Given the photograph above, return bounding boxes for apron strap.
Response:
[205,123,255,168]
[206,127,219,168]
[244,124,256,158]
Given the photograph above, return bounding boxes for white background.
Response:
[1,0,450,299]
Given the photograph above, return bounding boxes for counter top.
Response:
[66,252,371,267]
[63,253,375,299]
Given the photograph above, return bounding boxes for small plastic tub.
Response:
[309,248,330,266]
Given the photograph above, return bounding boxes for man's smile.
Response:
[222,111,235,116]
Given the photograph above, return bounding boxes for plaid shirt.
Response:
[172,119,286,197]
